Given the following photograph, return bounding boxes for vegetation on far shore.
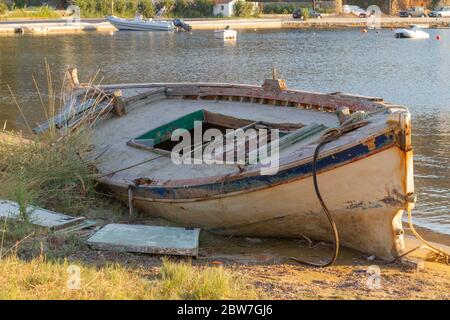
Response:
[0,0,330,20]
[0,0,263,19]
[0,4,61,19]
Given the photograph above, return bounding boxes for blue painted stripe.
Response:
[136,132,395,200]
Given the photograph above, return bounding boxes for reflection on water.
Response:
[0,28,448,234]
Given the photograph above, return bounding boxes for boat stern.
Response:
[386,107,415,258]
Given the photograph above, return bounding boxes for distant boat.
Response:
[106,15,174,31]
[214,26,237,40]
[395,26,430,39]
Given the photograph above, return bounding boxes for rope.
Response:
[97,154,163,178]
[291,117,449,266]
[292,121,369,267]
[393,208,450,265]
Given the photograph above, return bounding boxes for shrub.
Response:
[138,0,156,17]
[262,3,298,14]
[301,7,309,20]
[0,1,8,15]
[72,0,214,18]
[233,0,258,18]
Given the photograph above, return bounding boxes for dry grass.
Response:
[0,256,261,300]
[0,129,98,216]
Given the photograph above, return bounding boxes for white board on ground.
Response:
[87,224,201,257]
[0,199,85,230]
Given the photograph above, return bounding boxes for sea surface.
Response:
[0,28,448,234]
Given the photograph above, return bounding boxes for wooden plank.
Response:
[87,224,200,257]
[204,111,254,129]
[197,86,382,112]
[33,98,97,134]
[135,109,205,144]
[0,199,85,231]
[123,87,166,105]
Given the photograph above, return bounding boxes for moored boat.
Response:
[106,15,174,31]
[35,70,416,262]
[214,26,237,40]
[395,26,430,39]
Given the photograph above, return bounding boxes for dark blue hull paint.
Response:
[135,131,395,200]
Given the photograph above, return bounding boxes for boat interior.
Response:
[84,82,396,185]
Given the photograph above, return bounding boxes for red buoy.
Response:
[436,35,441,40]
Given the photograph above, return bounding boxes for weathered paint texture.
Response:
[87,224,200,257]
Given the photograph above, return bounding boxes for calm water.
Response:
[0,29,449,234]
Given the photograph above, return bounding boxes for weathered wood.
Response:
[0,199,85,231]
[336,107,352,125]
[66,68,80,90]
[123,87,166,106]
[262,78,287,91]
[112,90,126,117]
[87,224,200,257]
[33,98,97,133]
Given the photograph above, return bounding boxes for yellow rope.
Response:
[404,208,450,265]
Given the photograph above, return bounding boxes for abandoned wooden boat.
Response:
[35,70,415,261]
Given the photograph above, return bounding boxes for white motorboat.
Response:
[106,15,174,31]
[395,26,430,39]
[214,27,237,40]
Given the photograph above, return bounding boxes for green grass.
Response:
[0,256,261,299]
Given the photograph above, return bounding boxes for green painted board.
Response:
[135,109,205,145]
[87,224,200,257]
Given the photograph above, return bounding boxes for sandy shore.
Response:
[1,16,449,35]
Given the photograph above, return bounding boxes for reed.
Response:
[0,61,105,218]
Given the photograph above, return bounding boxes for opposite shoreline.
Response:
[1,16,450,35]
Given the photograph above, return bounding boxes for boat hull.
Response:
[395,28,430,39]
[107,16,174,31]
[105,146,409,261]
[214,30,237,40]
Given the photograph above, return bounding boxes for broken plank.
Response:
[0,199,85,231]
[87,224,200,257]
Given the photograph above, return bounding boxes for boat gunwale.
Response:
[98,129,398,201]
[44,81,408,200]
